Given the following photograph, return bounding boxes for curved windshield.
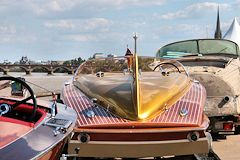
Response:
[75,56,155,76]
[157,39,239,58]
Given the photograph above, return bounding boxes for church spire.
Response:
[214,6,222,39]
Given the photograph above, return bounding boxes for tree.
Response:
[63,57,85,66]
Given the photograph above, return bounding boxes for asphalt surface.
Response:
[213,135,240,160]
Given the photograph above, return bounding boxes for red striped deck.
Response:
[62,82,206,128]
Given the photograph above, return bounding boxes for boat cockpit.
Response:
[0,76,48,127]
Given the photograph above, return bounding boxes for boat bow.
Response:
[74,55,192,121]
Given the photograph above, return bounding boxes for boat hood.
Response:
[73,55,197,121]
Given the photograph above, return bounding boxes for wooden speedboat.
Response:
[157,38,240,139]
[61,54,211,158]
[0,76,77,160]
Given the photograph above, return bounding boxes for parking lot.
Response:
[213,135,240,160]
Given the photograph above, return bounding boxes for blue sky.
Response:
[0,0,239,62]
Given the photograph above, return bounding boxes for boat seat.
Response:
[0,102,47,127]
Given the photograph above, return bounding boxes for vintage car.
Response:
[157,39,240,139]
[61,54,216,159]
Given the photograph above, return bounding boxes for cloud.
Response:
[65,34,96,42]
[0,24,16,34]
[0,1,14,11]
[236,0,240,6]
[50,18,112,42]
[0,24,16,43]
[0,33,37,43]
[157,2,230,20]
[0,0,167,21]
[44,18,111,32]
[154,24,203,35]
[83,18,110,31]
[44,20,75,29]
[24,0,166,16]
[150,22,212,44]
[26,0,78,15]
[0,23,37,43]
[86,0,166,9]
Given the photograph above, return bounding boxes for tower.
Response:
[214,7,222,39]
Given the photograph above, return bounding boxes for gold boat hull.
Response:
[74,72,191,120]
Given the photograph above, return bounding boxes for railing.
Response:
[0,64,78,75]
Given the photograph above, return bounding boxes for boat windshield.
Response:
[157,39,239,58]
[75,56,156,76]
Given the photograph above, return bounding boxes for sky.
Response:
[0,0,239,62]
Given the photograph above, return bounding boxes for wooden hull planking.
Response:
[63,81,206,128]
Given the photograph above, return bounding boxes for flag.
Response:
[125,48,133,56]
[125,48,133,71]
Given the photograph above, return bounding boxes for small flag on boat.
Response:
[125,48,133,56]
[125,48,133,71]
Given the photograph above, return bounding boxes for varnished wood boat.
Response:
[0,76,77,160]
[61,54,211,158]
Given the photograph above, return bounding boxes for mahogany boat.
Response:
[0,76,77,160]
[61,54,212,158]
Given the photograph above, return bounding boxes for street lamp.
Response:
[133,32,138,54]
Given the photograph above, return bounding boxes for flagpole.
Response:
[133,32,138,54]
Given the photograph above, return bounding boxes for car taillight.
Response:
[223,122,233,131]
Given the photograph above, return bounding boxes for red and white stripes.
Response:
[62,82,206,128]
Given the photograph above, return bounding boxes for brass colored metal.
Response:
[74,55,192,121]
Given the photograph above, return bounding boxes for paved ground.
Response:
[213,135,240,160]
[23,74,72,95]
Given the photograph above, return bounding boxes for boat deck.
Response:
[62,81,206,128]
